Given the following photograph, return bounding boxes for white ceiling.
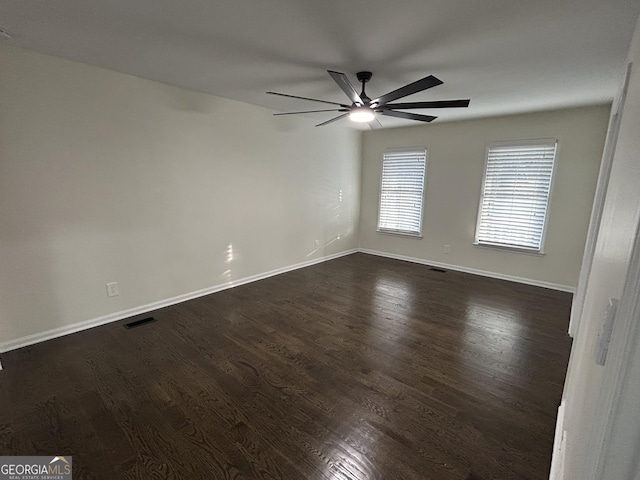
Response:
[2,0,639,128]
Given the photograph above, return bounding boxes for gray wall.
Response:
[359,106,609,289]
[0,41,613,357]
[0,44,360,347]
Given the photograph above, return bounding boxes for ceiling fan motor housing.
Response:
[356,71,373,83]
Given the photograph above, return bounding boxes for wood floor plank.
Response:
[0,253,572,479]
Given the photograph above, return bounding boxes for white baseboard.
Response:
[0,249,357,354]
[0,247,574,355]
[357,248,575,293]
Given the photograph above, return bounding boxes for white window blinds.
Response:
[377,148,427,237]
[475,139,557,252]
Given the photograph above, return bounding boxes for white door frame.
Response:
[583,216,640,479]
[568,63,632,338]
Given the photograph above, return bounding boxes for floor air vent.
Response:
[429,267,447,273]
[124,317,157,329]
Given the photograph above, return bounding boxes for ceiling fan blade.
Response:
[373,75,443,105]
[368,117,384,129]
[315,113,349,127]
[267,91,349,107]
[273,108,347,116]
[327,70,364,105]
[383,99,470,109]
[380,110,437,123]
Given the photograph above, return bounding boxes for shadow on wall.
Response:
[154,81,305,133]
[155,83,223,114]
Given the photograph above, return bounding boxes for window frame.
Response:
[376,146,428,238]
[474,138,559,254]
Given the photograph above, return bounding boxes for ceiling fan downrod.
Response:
[356,71,373,105]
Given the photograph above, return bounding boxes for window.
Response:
[475,139,557,252]
[377,147,427,237]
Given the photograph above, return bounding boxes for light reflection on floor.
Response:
[347,275,418,382]
[370,275,416,343]
[318,420,381,480]
[461,294,528,390]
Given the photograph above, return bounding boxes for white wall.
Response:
[561,15,640,480]
[359,106,610,289]
[0,44,360,349]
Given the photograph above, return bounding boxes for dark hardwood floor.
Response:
[0,253,572,479]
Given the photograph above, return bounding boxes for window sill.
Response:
[377,229,423,239]
[473,242,545,256]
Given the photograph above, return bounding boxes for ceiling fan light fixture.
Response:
[349,107,375,123]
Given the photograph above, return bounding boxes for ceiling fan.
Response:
[267,70,470,128]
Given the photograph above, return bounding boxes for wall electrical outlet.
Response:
[106,282,119,297]
[444,244,451,254]
[315,240,320,249]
